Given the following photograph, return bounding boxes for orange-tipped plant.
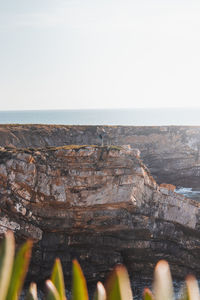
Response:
[93,282,106,300]
[0,231,200,300]
[0,231,32,300]
[105,264,133,300]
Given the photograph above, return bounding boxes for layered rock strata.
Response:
[0,145,200,282]
[1,125,200,188]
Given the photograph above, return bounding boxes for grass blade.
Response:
[25,282,38,300]
[6,239,33,300]
[45,280,60,300]
[93,282,106,300]
[185,275,200,300]
[176,285,188,300]
[51,258,66,300]
[0,231,15,300]
[143,288,155,300]
[105,264,133,300]
[72,259,89,300]
[153,260,174,300]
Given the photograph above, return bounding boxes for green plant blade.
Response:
[105,264,133,300]
[6,239,33,300]
[177,285,188,300]
[25,282,38,300]
[45,280,61,300]
[177,276,200,300]
[51,258,66,300]
[0,231,15,300]
[153,260,174,300]
[143,288,155,300]
[93,282,106,300]
[72,259,89,300]
[185,275,200,300]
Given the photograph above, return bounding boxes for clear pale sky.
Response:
[1,0,200,110]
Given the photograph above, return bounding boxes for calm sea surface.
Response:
[1,108,200,125]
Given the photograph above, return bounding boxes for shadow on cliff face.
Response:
[0,143,200,285]
[1,124,200,283]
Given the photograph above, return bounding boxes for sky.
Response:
[0,0,200,110]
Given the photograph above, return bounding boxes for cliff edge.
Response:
[0,144,200,282]
[1,124,200,188]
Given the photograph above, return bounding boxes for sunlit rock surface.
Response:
[0,144,200,283]
[1,125,200,188]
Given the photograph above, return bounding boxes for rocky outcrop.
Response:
[1,125,200,188]
[0,145,200,283]
[160,183,176,191]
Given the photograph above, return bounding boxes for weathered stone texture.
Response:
[0,145,200,282]
[1,125,200,187]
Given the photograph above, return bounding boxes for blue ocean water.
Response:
[1,108,200,125]
[175,187,200,201]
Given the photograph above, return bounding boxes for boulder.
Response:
[160,183,176,192]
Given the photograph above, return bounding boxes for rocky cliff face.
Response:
[0,144,200,282]
[1,125,200,188]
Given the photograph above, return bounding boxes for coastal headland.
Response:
[1,124,200,187]
[0,125,200,283]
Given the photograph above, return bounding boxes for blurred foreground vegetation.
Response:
[0,231,199,300]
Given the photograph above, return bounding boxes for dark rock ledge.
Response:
[0,144,200,283]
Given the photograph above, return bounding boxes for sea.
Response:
[175,187,200,201]
[1,107,200,125]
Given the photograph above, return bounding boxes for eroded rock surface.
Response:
[1,125,200,188]
[0,145,200,282]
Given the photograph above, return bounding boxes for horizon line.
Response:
[1,107,200,112]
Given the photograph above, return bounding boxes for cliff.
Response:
[0,144,200,282]
[1,125,200,188]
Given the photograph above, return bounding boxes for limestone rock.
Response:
[1,125,200,188]
[0,145,200,282]
[160,183,176,192]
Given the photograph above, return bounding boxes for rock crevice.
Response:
[0,144,200,281]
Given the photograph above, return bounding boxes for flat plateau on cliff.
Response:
[1,124,200,188]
